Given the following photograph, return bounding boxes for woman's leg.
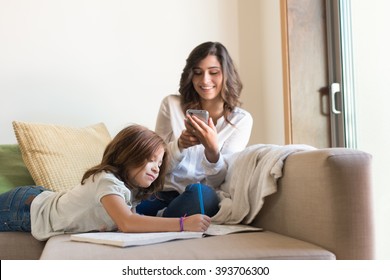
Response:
[163,183,220,218]
[0,186,46,232]
[136,191,179,216]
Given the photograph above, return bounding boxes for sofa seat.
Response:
[39,231,335,260]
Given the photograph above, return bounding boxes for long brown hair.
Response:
[81,124,168,200]
[179,41,243,123]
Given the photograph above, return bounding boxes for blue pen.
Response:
[197,182,205,215]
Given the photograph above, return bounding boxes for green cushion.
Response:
[0,144,35,194]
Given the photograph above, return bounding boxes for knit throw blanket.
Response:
[211,144,315,224]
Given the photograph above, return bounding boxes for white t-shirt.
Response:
[155,94,253,193]
[30,172,136,241]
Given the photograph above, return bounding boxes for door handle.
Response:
[330,83,341,114]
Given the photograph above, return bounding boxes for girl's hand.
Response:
[185,114,220,163]
[183,214,211,232]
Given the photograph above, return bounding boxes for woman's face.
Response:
[192,55,223,102]
[128,146,164,188]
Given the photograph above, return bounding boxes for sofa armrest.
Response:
[251,148,374,260]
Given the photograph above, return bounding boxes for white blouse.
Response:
[155,94,253,193]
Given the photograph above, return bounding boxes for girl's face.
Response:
[128,146,165,188]
[192,55,223,102]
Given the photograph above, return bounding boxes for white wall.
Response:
[0,0,241,142]
[352,0,390,260]
[238,0,285,145]
[0,0,285,146]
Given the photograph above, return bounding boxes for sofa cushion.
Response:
[12,121,111,192]
[0,144,35,194]
[39,231,335,260]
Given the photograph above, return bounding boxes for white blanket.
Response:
[211,144,315,224]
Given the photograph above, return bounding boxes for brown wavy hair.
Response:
[81,124,168,200]
[179,41,243,123]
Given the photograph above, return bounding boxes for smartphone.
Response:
[186,109,209,124]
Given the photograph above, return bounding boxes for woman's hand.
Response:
[184,114,220,163]
[178,127,200,150]
[183,214,211,232]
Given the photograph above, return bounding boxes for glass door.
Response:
[326,0,357,148]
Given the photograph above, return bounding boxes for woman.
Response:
[137,41,253,218]
[0,125,210,241]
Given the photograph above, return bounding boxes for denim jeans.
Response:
[0,186,47,232]
[136,183,220,218]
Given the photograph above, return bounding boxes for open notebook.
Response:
[70,224,262,248]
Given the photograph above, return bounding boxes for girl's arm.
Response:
[101,194,211,233]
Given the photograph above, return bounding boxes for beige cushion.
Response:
[12,121,111,192]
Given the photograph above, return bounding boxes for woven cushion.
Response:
[12,121,111,192]
[0,144,35,194]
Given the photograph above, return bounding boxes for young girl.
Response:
[0,125,210,241]
[137,41,253,218]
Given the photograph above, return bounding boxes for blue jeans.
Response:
[0,186,47,232]
[136,183,220,217]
